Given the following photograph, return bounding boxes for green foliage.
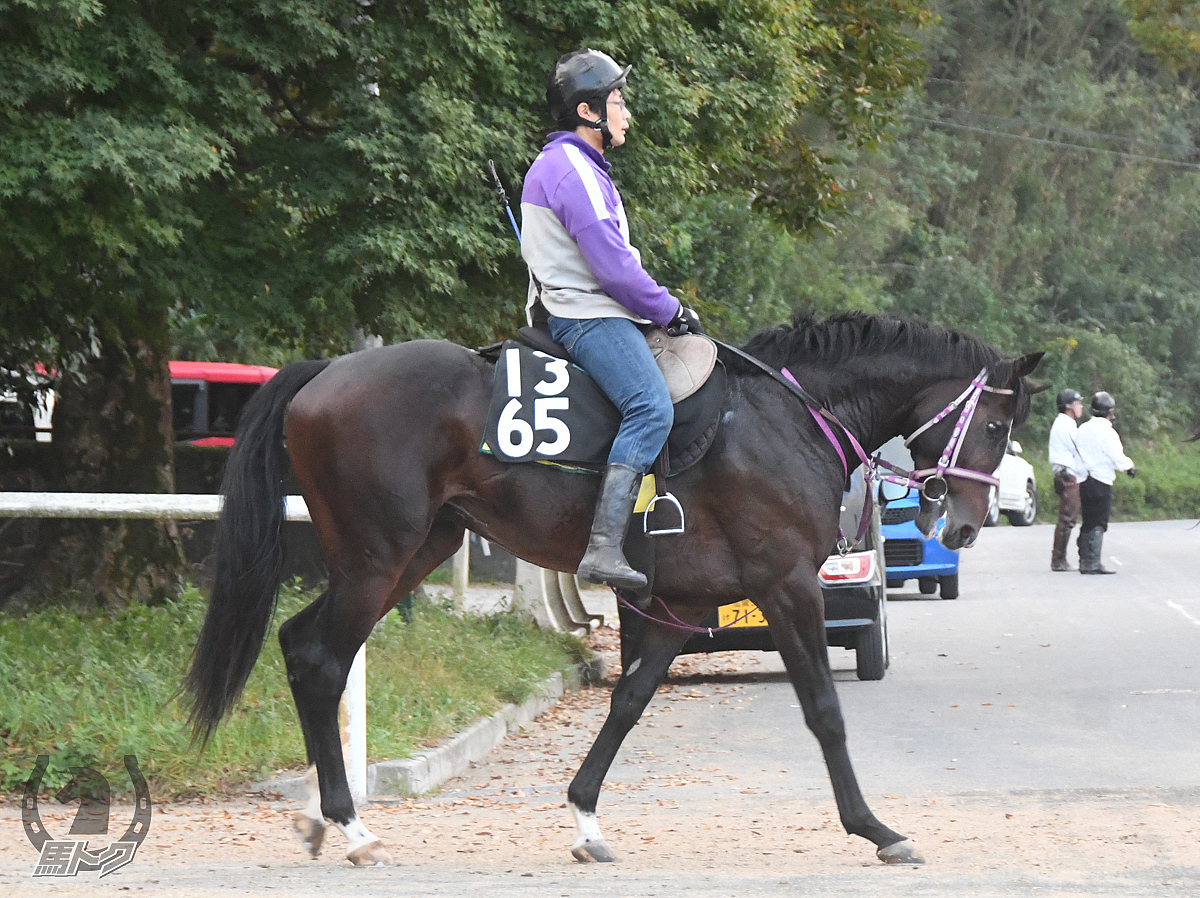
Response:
[765,0,1200,442]
[0,581,586,797]
[1121,0,1200,79]
[0,0,932,367]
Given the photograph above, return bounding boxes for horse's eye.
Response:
[986,421,1005,436]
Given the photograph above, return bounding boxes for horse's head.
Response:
[906,352,1045,550]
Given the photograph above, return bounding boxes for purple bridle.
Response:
[873,366,1013,500]
[781,365,1013,548]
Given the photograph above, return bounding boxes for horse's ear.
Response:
[1010,351,1044,381]
[1026,379,1050,396]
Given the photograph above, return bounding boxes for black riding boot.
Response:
[1079,527,1115,575]
[577,464,648,591]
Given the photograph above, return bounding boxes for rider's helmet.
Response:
[1091,391,1116,417]
[547,49,631,146]
[1056,388,1082,412]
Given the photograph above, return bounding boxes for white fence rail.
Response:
[0,491,311,521]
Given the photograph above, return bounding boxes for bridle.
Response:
[780,363,1013,550]
[712,340,1017,552]
[871,367,1014,502]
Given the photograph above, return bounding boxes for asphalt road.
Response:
[3,520,1198,897]
[755,517,1200,797]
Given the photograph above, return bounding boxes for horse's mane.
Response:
[742,311,1033,426]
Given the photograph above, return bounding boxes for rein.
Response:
[714,340,1013,547]
[616,590,758,636]
[613,347,1017,641]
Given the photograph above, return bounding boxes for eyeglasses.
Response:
[607,96,627,111]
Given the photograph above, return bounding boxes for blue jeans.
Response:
[547,315,673,472]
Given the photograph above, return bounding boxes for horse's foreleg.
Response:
[567,613,693,863]
[759,578,924,866]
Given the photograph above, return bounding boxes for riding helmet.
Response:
[547,49,630,138]
[1055,388,1082,412]
[1091,391,1116,417]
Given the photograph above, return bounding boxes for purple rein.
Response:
[781,366,1012,547]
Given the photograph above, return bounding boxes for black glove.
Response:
[667,305,704,337]
[1127,466,1137,478]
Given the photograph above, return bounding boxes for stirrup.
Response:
[643,492,685,536]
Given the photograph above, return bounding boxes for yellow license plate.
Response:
[718,600,767,628]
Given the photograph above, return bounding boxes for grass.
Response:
[0,582,587,798]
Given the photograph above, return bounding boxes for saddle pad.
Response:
[481,341,725,472]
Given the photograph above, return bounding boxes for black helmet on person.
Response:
[1091,391,1116,417]
[1056,388,1083,412]
[547,49,630,147]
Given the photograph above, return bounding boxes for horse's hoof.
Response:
[347,840,392,867]
[877,838,925,865]
[293,813,326,858]
[571,838,617,863]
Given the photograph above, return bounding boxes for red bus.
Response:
[169,361,278,446]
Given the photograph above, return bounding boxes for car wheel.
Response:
[918,576,938,595]
[856,593,887,681]
[1004,481,1037,527]
[939,573,959,600]
[983,487,1000,527]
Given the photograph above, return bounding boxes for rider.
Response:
[520,49,700,591]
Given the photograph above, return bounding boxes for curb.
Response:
[250,657,605,802]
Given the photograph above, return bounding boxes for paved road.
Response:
[3,520,1198,896]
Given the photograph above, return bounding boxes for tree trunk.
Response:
[10,301,186,608]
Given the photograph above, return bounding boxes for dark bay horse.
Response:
[186,311,1042,867]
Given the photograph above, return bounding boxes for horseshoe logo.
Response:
[23,755,153,852]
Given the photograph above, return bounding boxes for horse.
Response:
[185,310,1042,868]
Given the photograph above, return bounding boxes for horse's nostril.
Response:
[959,525,974,543]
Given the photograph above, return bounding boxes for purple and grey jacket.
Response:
[520,132,679,327]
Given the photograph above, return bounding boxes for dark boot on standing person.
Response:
[578,463,648,590]
[1078,527,1115,575]
[1050,522,1075,571]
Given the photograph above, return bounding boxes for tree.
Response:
[0,0,930,605]
[762,0,1200,439]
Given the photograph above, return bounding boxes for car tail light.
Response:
[819,551,876,584]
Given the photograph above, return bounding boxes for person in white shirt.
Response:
[1074,391,1136,575]
[1047,388,1088,571]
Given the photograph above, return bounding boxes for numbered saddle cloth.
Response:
[481,340,726,472]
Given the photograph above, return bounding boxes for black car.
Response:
[674,468,890,680]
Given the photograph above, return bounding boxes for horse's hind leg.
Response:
[566,610,694,862]
[280,515,466,866]
[758,573,924,865]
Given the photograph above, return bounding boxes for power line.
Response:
[914,102,1194,156]
[901,114,1200,170]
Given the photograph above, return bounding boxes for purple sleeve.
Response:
[573,221,680,325]
[546,158,680,325]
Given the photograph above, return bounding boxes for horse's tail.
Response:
[185,358,331,745]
